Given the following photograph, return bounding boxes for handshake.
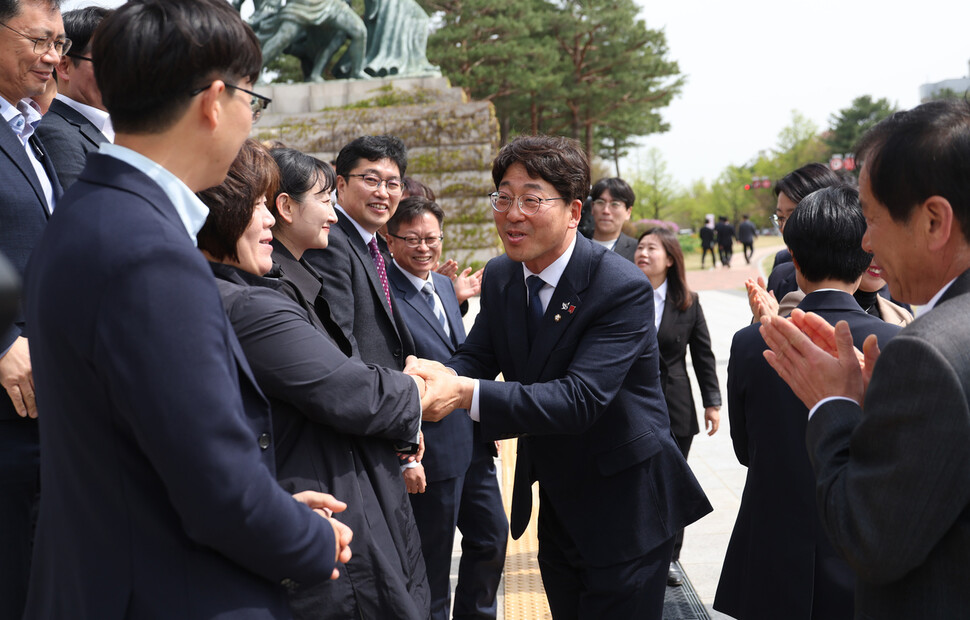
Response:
[404,356,475,422]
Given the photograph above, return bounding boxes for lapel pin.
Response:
[554,314,562,322]
[567,305,576,314]
[561,302,569,311]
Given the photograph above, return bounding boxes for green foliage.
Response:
[926,87,969,101]
[425,0,681,158]
[263,54,304,84]
[335,84,440,109]
[824,95,898,155]
[627,147,677,222]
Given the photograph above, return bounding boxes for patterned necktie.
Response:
[526,275,545,344]
[422,281,450,337]
[367,237,393,311]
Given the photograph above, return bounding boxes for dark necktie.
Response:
[526,275,545,344]
[422,281,450,337]
[367,237,393,311]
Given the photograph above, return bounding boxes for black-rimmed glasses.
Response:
[345,173,403,195]
[489,191,563,216]
[190,82,272,123]
[0,21,71,56]
[66,51,92,62]
[388,233,443,248]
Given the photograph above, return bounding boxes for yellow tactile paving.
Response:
[500,438,552,620]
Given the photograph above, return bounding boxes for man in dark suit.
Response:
[304,134,415,372]
[386,197,508,620]
[589,176,637,262]
[715,186,900,620]
[699,218,717,268]
[34,6,111,190]
[22,1,349,616]
[715,215,735,267]
[761,99,970,617]
[736,213,758,264]
[0,1,64,616]
[414,136,712,619]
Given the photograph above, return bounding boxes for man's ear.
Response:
[567,198,582,229]
[922,195,955,252]
[197,80,226,130]
[56,56,72,83]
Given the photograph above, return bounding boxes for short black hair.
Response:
[492,135,590,204]
[774,163,842,203]
[92,0,261,134]
[334,135,407,178]
[783,185,871,284]
[62,6,109,64]
[386,196,444,235]
[402,176,435,201]
[0,0,61,22]
[590,177,634,209]
[857,99,970,242]
[197,140,280,263]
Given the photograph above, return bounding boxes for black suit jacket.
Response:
[388,263,486,482]
[806,270,970,618]
[304,210,414,369]
[657,291,721,438]
[211,263,430,619]
[611,232,638,263]
[0,115,61,420]
[766,260,798,302]
[34,98,108,190]
[715,290,900,620]
[448,236,711,566]
[23,153,337,617]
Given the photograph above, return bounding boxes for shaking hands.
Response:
[404,356,474,422]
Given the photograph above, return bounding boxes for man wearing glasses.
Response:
[22,0,349,617]
[0,1,64,617]
[35,6,111,190]
[588,177,638,263]
[413,135,712,619]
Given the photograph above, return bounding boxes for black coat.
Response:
[656,291,721,438]
[211,263,430,620]
[714,291,900,620]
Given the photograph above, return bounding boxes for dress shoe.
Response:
[667,563,684,587]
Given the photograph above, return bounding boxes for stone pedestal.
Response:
[253,77,501,266]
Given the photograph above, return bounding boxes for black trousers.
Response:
[700,245,717,267]
[0,419,40,620]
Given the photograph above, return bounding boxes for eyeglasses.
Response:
[489,191,563,216]
[0,21,71,56]
[770,214,787,229]
[345,173,403,195]
[388,233,443,248]
[66,51,92,62]
[592,198,628,210]
[189,82,272,123]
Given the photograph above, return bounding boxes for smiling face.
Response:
[276,174,337,255]
[591,189,632,240]
[0,1,64,105]
[386,211,442,281]
[234,196,276,276]
[634,233,673,285]
[335,157,402,234]
[493,162,581,274]
[775,192,798,233]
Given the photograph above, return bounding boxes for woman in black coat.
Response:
[635,227,722,584]
[196,140,431,620]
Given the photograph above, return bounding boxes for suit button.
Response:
[258,433,271,450]
[394,349,402,358]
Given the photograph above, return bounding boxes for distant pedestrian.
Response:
[715,216,736,268]
[699,218,717,268]
[737,214,758,264]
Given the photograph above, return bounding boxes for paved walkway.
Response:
[452,244,787,619]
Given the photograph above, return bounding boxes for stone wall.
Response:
[253,77,502,266]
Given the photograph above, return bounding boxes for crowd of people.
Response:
[1,0,969,619]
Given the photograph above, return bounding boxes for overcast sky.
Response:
[65,0,970,187]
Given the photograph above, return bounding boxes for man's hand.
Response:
[760,311,865,409]
[745,277,778,322]
[435,259,459,279]
[0,336,36,418]
[403,463,427,494]
[453,267,484,304]
[292,491,352,579]
[405,357,474,422]
[704,406,720,436]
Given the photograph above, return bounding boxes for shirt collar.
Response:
[334,204,375,246]
[98,142,210,244]
[393,259,432,293]
[521,233,578,288]
[654,279,668,301]
[917,277,958,317]
[1,96,42,140]
[54,93,113,140]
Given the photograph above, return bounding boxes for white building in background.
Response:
[919,59,970,102]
